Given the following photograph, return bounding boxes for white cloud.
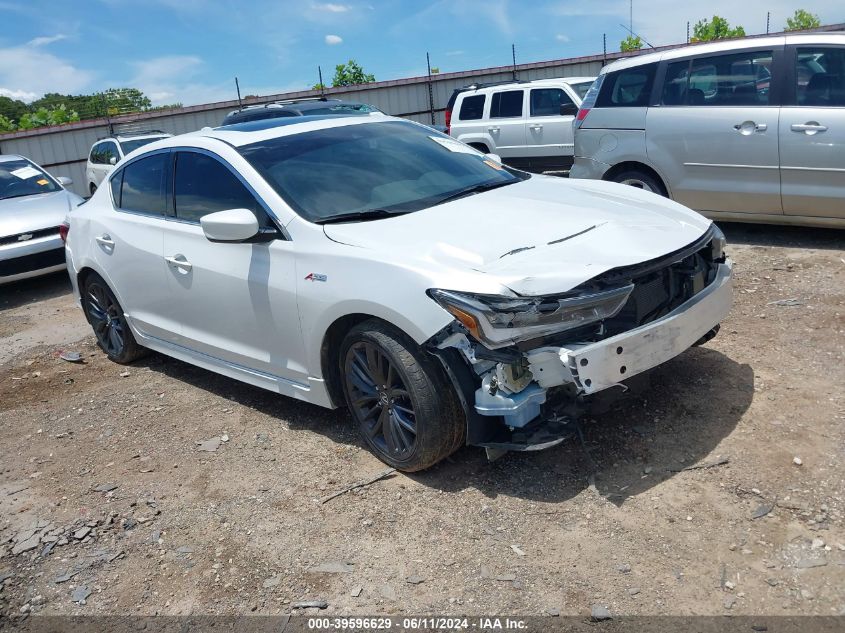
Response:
[0,42,94,102]
[555,34,570,42]
[313,3,351,12]
[325,34,343,45]
[27,34,67,47]
[0,87,38,101]
[445,50,465,56]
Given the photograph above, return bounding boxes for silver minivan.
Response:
[570,33,845,228]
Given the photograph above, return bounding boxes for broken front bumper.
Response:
[474,260,733,430]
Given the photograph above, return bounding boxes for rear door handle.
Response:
[95,234,114,247]
[791,122,828,134]
[165,255,192,271]
[487,126,500,132]
[733,122,767,133]
[529,124,543,130]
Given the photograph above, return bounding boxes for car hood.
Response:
[0,190,82,237]
[323,176,713,296]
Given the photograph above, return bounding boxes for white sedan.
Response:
[64,114,732,471]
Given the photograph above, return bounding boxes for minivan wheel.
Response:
[612,169,667,197]
[89,183,97,196]
[340,320,464,472]
[82,273,145,364]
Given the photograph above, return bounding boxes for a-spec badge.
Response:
[304,273,327,282]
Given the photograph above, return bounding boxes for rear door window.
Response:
[597,63,657,107]
[796,47,845,106]
[662,51,774,106]
[530,88,574,116]
[490,90,524,118]
[119,153,168,216]
[458,95,486,120]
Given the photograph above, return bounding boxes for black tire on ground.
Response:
[611,169,667,197]
[81,272,146,364]
[340,319,465,471]
[89,183,97,196]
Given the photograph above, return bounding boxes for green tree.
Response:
[331,60,375,87]
[102,88,152,115]
[0,95,28,123]
[0,114,17,133]
[785,9,821,31]
[691,15,746,42]
[18,104,80,130]
[621,35,643,52]
[312,82,327,91]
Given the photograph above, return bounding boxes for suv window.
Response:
[490,90,524,118]
[118,153,168,215]
[663,51,773,106]
[796,47,845,106]
[597,63,657,107]
[458,95,485,120]
[530,88,573,116]
[174,151,263,224]
[90,141,119,165]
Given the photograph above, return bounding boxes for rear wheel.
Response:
[611,169,667,197]
[340,320,464,471]
[89,183,97,196]
[82,273,145,364]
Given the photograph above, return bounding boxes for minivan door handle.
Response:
[733,121,767,134]
[529,124,543,130]
[165,255,192,271]
[487,126,500,133]
[95,234,114,247]
[791,122,828,134]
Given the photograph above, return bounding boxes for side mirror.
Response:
[56,176,73,186]
[200,208,260,242]
[560,102,579,116]
[109,156,117,166]
[484,152,503,164]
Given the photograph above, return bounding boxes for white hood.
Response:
[323,176,712,296]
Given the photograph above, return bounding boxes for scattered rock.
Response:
[494,573,517,582]
[406,575,425,585]
[723,596,736,610]
[119,371,130,378]
[379,585,398,601]
[628,587,641,596]
[309,561,353,573]
[591,605,612,621]
[263,576,281,589]
[350,586,363,598]
[510,544,526,556]
[811,538,825,550]
[751,502,774,520]
[71,585,91,604]
[292,600,328,610]
[617,563,631,573]
[11,533,40,556]
[92,482,118,493]
[73,527,91,540]
[724,580,736,590]
[546,608,560,617]
[197,437,223,452]
[796,558,827,569]
[765,578,779,587]
[176,545,195,554]
[793,457,803,466]
[54,570,79,584]
[59,351,83,363]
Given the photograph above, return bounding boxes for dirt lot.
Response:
[1,223,843,621]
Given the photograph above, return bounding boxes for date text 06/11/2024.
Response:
[306,617,529,630]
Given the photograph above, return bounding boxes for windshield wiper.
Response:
[432,180,516,206]
[316,209,410,225]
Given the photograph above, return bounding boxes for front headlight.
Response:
[428,284,634,349]
[710,224,727,262]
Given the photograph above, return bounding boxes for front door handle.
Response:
[791,122,828,134]
[733,121,767,134]
[529,124,543,130]
[95,234,114,247]
[487,126,500,133]
[165,255,192,271]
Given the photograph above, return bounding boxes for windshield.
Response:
[239,120,527,223]
[0,159,61,200]
[119,136,168,155]
[307,103,380,115]
[570,81,594,100]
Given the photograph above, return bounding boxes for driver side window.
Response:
[173,151,268,225]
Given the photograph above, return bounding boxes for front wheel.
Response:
[340,320,464,471]
[611,169,667,197]
[82,273,145,364]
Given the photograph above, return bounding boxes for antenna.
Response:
[619,23,654,49]
[511,43,517,81]
[766,11,770,34]
[426,52,435,126]
[318,66,326,98]
[235,77,243,111]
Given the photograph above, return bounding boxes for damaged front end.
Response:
[425,225,733,455]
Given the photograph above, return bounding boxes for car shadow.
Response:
[717,221,843,251]
[136,343,751,506]
[0,271,73,312]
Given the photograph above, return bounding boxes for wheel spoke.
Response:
[364,406,387,439]
[365,345,385,386]
[382,411,401,453]
[392,408,416,433]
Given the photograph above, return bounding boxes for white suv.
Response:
[86,131,172,195]
[447,77,595,173]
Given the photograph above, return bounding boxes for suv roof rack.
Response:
[98,128,169,141]
[238,97,330,112]
[462,79,532,90]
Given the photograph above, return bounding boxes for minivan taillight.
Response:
[444,109,452,135]
[574,107,590,129]
[59,222,69,244]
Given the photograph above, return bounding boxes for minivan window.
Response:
[119,136,167,155]
[490,90,524,118]
[796,47,845,106]
[458,95,486,120]
[530,88,573,116]
[663,51,773,106]
[174,152,262,223]
[119,153,167,216]
[596,63,657,107]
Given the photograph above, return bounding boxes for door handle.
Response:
[791,122,828,134]
[733,121,767,133]
[487,126,500,132]
[529,124,543,130]
[95,234,114,247]
[165,255,192,271]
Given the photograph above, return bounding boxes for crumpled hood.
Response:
[323,176,713,296]
[0,190,82,237]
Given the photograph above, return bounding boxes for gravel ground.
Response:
[1,222,843,621]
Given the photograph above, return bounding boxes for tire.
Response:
[82,273,146,364]
[89,183,97,196]
[611,169,667,197]
[340,320,464,471]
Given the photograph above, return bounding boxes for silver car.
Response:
[570,33,845,228]
[1,155,84,284]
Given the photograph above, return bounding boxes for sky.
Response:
[0,0,843,107]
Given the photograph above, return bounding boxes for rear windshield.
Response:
[239,120,526,222]
[306,103,380,115]
[0,159,60,200]
[596,63,657,107]
[569,81,594,100]
[119,136,169,155]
